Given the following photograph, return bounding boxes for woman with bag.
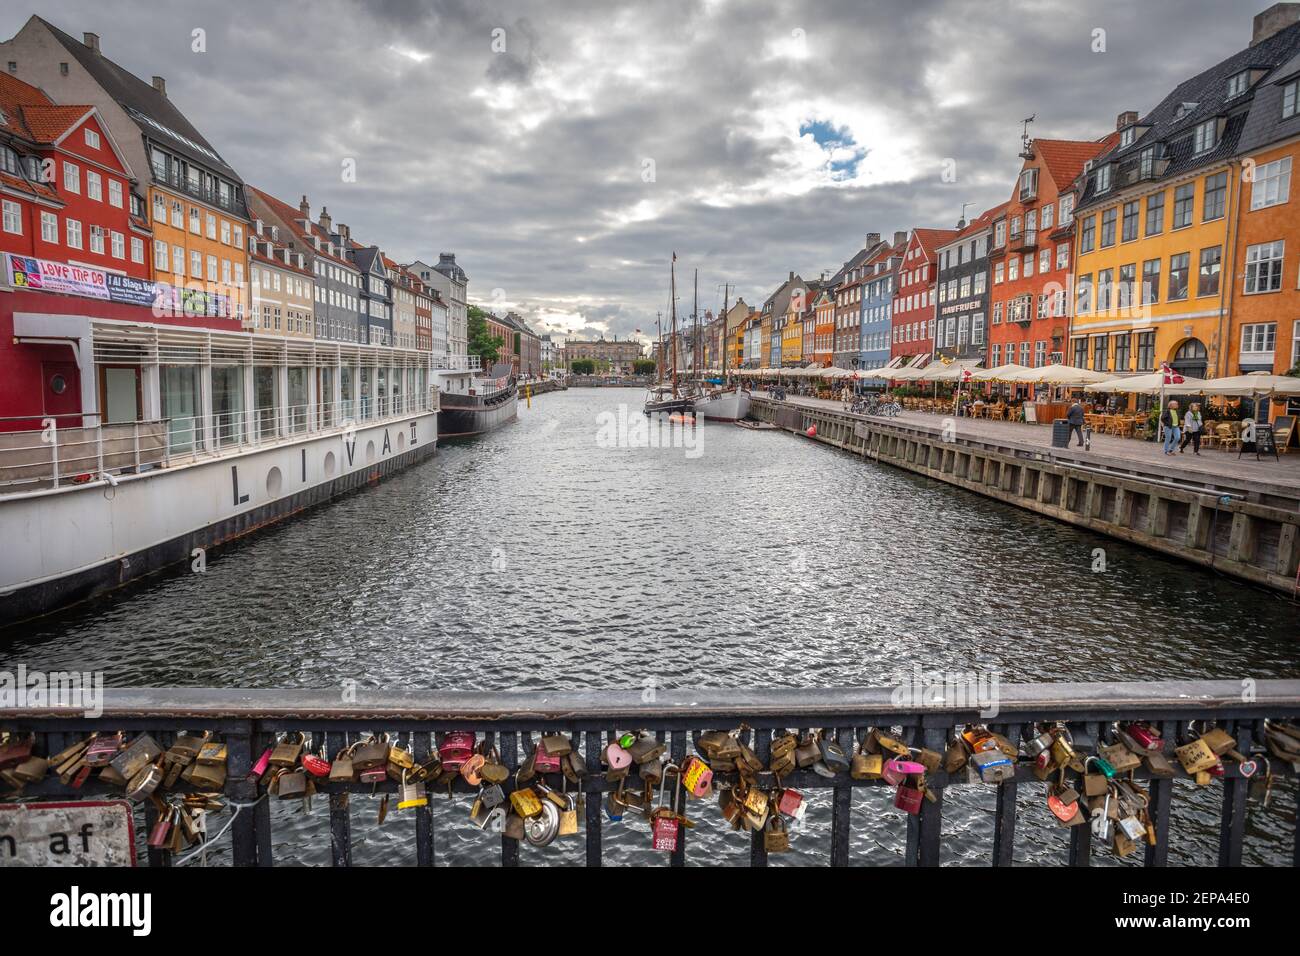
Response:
[1179,402,1204,455]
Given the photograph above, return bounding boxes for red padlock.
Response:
[777,788,804,818]
[1123,723,1164,751]
[533,745,563,775]
[247,746,273,781]
[438,732,475,771]
[301,753,332,778]
[148,806,175,848]
[894,779,924,815]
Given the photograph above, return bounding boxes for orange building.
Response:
[812,288,835,366]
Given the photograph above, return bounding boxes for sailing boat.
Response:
[693,281,752,421]
[644,253,695,416]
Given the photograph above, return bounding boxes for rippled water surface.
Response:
[3,387,1297,865]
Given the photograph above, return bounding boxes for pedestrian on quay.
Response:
[841,385,851,407]
[1160,399,1182,455]
[1180,402,1204,455]
[1067,398,1085,448]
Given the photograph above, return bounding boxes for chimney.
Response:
[788,271,794,281]
[299,195,310,218]
[318,206,331,231]
[866,232,881,249]
[83,33,100,53]
[893,230,908,249]
[338,223,349,241]
[1252,3,1300,45]
[1116,110,1138,130]
[151,75,166,96]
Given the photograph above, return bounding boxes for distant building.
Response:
[564,335,643,373]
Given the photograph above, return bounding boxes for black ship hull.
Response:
[438,385,519,438]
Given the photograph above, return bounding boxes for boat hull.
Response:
[694,389,751,421]
[438,388,519,438]
[0,412,439,626]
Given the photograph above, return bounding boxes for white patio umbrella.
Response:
[1084,372,1206,395]
[968,363,1033,382]
[1008,364,1112,386]
[1195,371,1300,397]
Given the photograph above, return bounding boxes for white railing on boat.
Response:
[0,391,439,494]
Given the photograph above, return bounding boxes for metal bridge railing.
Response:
[3,680,1298,867]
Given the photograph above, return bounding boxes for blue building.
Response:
[858,231,906,370]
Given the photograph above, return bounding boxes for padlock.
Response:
[1174,737,1219,774]
[628,734,667,766]
[480,747,510,785]
[943,736,968,773]
[682,755,713,797]
[503,811,526,841]
[540,734,572,757]
[894,776,925,815]
[11,755,49,784]
[471,801,506,832]
[851,751,884,780]
[1099,741,1141,774]
[275,768,308,800]
[438,731,475,770]
[525,799,560,847]
[883,757,927,786]
[0,734,35,770]
[818,735,850,774]
[971,750,1015,784]
[460,752,486,785]
[247,745,272,781]
[196,740,227,766]
[189,759,227,790]
[1023,726,1055,758]
[961,726,999,754]
[148,804,177,849]
[1090,790,1114,841]
[604,741,632,774]
[650,766,681,852]
[84,732,124,767]
[166,731,210,766]
[557,779,580,836]
[330,743,357,783]
[269,731,306,768]
[741,786,769,830]
[763,814,790,852]
[510,784,544,819]
[794,733,821,769]
[1198,726,1237,756]
[638,757,663,786]
[125,759,165,802]
[1144,749,1176,778]
[1048,790,1082,824]
[561,750,586,783]
[1122,722,1164,751]
[352,733,390,771]
[302,748,332,778]
[386,739,416,778]
[397,769,427,810]
[777,788,804,818]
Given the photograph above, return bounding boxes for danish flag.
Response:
[1160,362,1184,385]
[961,368,972,382]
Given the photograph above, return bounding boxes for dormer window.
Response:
[1284,79,1298,119]
[1227,71,1249,99]
[1095,163,1113,193]
[1193,119,1217,154]
[1119,126,1135,148]
[1174,101,1198,120]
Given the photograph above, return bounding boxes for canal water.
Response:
[4,387,1297,865]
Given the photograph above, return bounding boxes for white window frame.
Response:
[40,210,58,242]
[1244,240,1285,294]
[1250,157,1291,210]
[65,218,82,248]
[1193,119,1217,154]
[86,169,102,201]
[62,161,79,193]
[108,178,123,208]
[84,127,100,149]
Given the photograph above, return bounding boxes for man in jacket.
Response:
[1066,400,1085,448]
[1160,400,1181,455]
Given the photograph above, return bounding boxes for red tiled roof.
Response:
[246,185,356,269]
[1035,137,1114,192]
[0,73,92,143]
[911,227,960,260]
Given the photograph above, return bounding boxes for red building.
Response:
[987,135,1114,375]
[890,227,956,360]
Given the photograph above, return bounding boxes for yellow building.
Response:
[781,293,803,365]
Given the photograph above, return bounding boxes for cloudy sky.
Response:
[2,0,1259,345]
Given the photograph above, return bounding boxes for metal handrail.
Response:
[5,681,1297,868]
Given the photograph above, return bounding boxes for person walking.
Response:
[1179,402,1204,455]
[1067,399,1086,448]
[1160,399,1182,455]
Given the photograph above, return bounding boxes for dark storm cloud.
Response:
[0,0,1256,342]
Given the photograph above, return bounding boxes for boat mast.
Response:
[693,268,699,380]
[720,282,730,381]
[670,254,679,398]
[655,310,663,385]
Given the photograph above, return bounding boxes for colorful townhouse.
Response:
[1071,11,1300,384]
[859,232,906,371]
[3,19,251,326]
[934,205,1002,364]
[891,228,956,362]
[721,298,750,370]
[813,286,835,366]
[1226,19,1300,382]
[781,283,805,365]
[247,223,313,341]
[988,134,1115,372]
[759,273,803,367]
[833,238,878,368]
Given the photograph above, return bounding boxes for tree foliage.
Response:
[467,305,504,367]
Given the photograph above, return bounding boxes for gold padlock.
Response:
[509,786,543,818]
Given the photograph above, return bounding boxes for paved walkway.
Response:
[775,394,1300,493]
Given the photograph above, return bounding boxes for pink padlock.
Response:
[533,744,562,775]
[882,758,926,785]
[439,731,475,771]
[605,741,632,770]
[682,756,713,797]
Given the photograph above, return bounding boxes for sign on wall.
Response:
[5,254,230,318]
[0,801,137,867]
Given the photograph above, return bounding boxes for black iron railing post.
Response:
[584,731,603,867]
[829,726,853,867]
[992,722,1018,867]
[327,730,352,867]
[1217,720,1251,867]
[413,730,434,867]
[499,731,519,867]
[748,726,768,868]
[226,723,259,867]
[670,729,687,867]
[1144,720,1175,867]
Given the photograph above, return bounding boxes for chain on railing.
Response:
[3,681,1298,867]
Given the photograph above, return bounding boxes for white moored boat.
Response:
[693,387,751,422]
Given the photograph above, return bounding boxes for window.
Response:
[1168,252,1190,301]
[191,249,202,278]
[111,231,124,259]
[1139,146,1156,179]
[206,213,216,240]
[1093,336,1109,371]
[220,220,231,244]
[972,313,985,346]
[1227,71,1249,98]
[994,261,1004,283]
[62,161,79,193]
[1193,119,1217,154]
[1100,207,1117,247]
[1142,259,1160,304]
[1294,320,1300,369]
[1020,341,1031,365]
[65,218,82,248]
[1114,333,1130,372]
[1039,247,1051,273]
[992,302,1002,324]
[1197,246,1221,297]
[1251,157,1291,209]
[1173,183,1194,228]
[86,170,101,201]
[1244,240,1284,293]
[1041,203,1053,231]
[973,271,986,294]
[206,254,218,282]
[1059,195,1074,224]
[1073,337,1088,368]
[1240,322,1276,356]
[1097,268,1113,312]
[1008,257,1018,281]
[1203,172,1227,221]
[108,179,122,207]
[155,240,169,270]
[1080,215,1095,253]
[1120,127,1135,148]
[1057,243,1069,270]
[1122,201,1139,241]
[131,237,144,263]
[172,246,184,275]
[1,199,20,234]
[40,210,57,242]
[1146,191,1165,235]
[1095,164,1112,193]
[1118,263,1136,309]
[170,200,183,228]
[1136,331,1155,370]
[1284,80,1298,118]
[189,206,200,234]
[1076,273,1093,313]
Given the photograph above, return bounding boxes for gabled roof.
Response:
[938,203,1007,248]
[910,227,959,261]
[1034,137,1115,192]
[0,72,78,201]
[1079,17,1300,208]
[36,15,240,180]
[1238,49,1300,153]
[246,185,358,269]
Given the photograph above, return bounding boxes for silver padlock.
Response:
[1023,727,1055,758]
[1090,791,1113,841]
[524,799,560,846]
[480,783,505,809]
